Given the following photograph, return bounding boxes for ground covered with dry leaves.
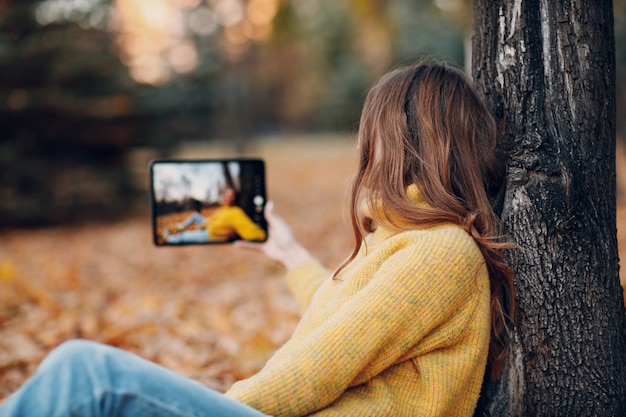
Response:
[0,136,357,400]
[1,135,625,401]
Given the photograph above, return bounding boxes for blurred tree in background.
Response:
[0,0,623,226]
[616,0,626,141]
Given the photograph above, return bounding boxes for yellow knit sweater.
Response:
[226,189,491,416]
[205,206,266,241]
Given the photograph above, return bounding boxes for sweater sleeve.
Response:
[225,230,485,417]
[285,258,331,313]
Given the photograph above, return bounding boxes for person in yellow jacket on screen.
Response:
[164,187,267,243]
[0,61,515,417]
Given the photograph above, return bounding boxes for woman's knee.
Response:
[39,339,110,374]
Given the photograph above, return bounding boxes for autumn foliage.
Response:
[0,137,356,400]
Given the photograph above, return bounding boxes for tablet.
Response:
[150,159,267,246]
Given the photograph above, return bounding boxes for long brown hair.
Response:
[338,61,515,380]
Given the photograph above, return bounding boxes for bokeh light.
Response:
[32,0,280,85]
[168,40,199,73]
[188,7,219,36]
[434,0,463,13]
[214,0,245,27]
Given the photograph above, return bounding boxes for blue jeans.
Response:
[0,340,269,417]
[166,212,212,244]
[166,229,211,244]
[179,212,207,229]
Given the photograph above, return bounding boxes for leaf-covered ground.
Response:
[1,136,625,401]
[0,136,357,400]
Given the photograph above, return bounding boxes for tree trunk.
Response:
[471,1,626,416]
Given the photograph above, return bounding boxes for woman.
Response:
[0,61,514,417]
[163,188,267,244]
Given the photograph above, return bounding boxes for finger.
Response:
[233,240,263,251]
[264,201,276,221]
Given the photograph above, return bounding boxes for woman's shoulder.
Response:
[383,223,486,271]
[373,223,489,305]
[396,222,479,251]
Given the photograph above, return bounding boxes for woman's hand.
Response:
[234,201,313,270]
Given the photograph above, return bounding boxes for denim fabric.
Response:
[0,340,269,417]
[179,212,207,229]
[166,229,211,243]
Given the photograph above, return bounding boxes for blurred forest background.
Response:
[1,0,624,227]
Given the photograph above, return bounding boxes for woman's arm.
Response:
[235,202,328,310]
[227,228,488,416]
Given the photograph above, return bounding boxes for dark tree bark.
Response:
[472,1,626,416]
